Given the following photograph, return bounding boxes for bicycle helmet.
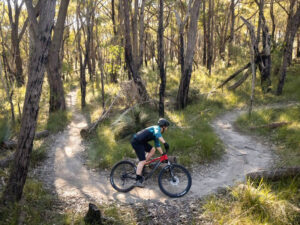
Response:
[158,118,170,127]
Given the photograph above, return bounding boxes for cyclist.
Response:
[130,118,170,187]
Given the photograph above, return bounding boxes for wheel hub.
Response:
[170,176,179,185]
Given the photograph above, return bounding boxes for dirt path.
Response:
[35,90,286,212]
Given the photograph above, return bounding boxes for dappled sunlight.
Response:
[166,110,188,128]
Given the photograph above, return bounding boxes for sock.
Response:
[136,175,143,181]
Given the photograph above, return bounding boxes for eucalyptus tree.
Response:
[6,0,29,86]
[2,0,56,205]
[121,0,149,101]
[46,0,70,112]
[277,0,300,95]
[158,0,166,117]
[176,0,202,109]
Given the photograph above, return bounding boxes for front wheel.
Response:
[158,164,192,198]
[110,160,136,192]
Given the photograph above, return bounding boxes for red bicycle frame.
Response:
[145,154,168,165]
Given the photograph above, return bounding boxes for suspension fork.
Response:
[167,161,177,182]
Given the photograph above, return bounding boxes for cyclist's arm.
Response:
[159,137,166,145]
[156,146,164,155]
[158,137,167,154]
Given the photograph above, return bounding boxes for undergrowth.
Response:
[0,179,67,225]
[203,178,300,225]
[46,110,72,133]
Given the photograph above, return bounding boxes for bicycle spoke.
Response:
[110,161,136,192]
[158,164,191,197]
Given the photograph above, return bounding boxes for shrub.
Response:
[113,107,152,140]
[46,110,71,133]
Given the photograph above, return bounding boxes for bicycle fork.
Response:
[167,161,177,182]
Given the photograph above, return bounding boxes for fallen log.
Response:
[228,70,250,90]
[217,62,251,89]
[246,167,300,181]
[0,130,50,150]
[35,130,50,139]
[80,93,121,138]
[249,122,290,130]
[1,140,17,149]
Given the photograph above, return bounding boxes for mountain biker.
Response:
[130,118,170,188]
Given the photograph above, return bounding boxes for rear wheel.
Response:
[158,164,192,198]
[110,160,136,192]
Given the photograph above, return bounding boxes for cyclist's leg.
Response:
[131,139,146,186]
[146,146,155,161]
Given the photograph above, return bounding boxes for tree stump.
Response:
[84,203,102,225]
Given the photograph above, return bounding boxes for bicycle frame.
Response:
[143,154,170,180]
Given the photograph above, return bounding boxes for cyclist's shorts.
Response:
[131,138,152,161]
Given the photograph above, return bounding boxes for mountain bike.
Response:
[110,151,192,198]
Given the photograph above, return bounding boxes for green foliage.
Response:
[165,98,224,166]
[46,110,71,133]
[203,178,300,225]
[236,106,300,166]
[87,124,136,168]
[0,119,10,144]
[113,107,152,140]
[30,140,48,168]
[0,179,67,225]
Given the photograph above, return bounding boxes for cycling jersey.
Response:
[133,125,162,147]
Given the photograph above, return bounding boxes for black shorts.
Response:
[131,138,153,161]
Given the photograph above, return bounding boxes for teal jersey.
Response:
[134,125,162,147]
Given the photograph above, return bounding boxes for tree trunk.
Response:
[297,34,300,58]
[158,0,166,117]
[241,17,258,116]
[1,0,56,205]
[46,0,69,112]
[227,0,235,67]
[176,0,201,109]
[203,0,207,66]
[277,5,300,95]
[207,0,214,75]
[121,0,149,101]
[6,0,27,87]
[259,22,272,93]
[270,0,276,44]
[77,1,86,108]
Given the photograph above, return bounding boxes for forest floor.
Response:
[32,89,290,223]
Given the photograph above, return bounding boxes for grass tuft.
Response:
[0,179,67,225]
[113,107,152,140]
[46,110,72,133]
[203,178,300,225]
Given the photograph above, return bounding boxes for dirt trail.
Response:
[35,90,285,210]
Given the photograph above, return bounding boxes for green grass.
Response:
[236,106,300,166]
[46,110,72,133]
[203,178,300,225]
[0,179,68,225]
[0,119,11,144]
